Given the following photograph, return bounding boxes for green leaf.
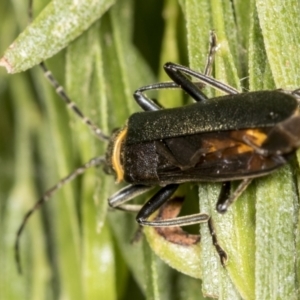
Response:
[144,219,202,280]
[252,1,300,298]
[0,0,115,73]
[256,0,300,88]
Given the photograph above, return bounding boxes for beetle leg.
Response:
[166,30,218,96]
[133,89,164,111]
[203,30,218,77]
[164,65,209,102]
[136,184,180,222]
[136,184,208,227]
[134,76,208,110]
[137,184,227,266]
[133,32,218,109]
[108,184,155,212]
[208,217,228,266]
[164,62,239,95]
[216,178,252,213]
[217,182,231,205]
[162,31,217,93]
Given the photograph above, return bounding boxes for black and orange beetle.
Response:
[15,33,300,272]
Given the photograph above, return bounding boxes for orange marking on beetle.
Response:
[112,127,127,183]
[244,129,268,146]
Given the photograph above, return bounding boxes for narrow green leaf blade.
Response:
[0,0,115,73]
[256,0,300,88]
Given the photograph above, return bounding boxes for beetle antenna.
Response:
[27,0,109,141]
[15,156,106,274]
[40,62,109,141]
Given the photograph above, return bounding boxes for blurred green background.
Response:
[1,0,300,299]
